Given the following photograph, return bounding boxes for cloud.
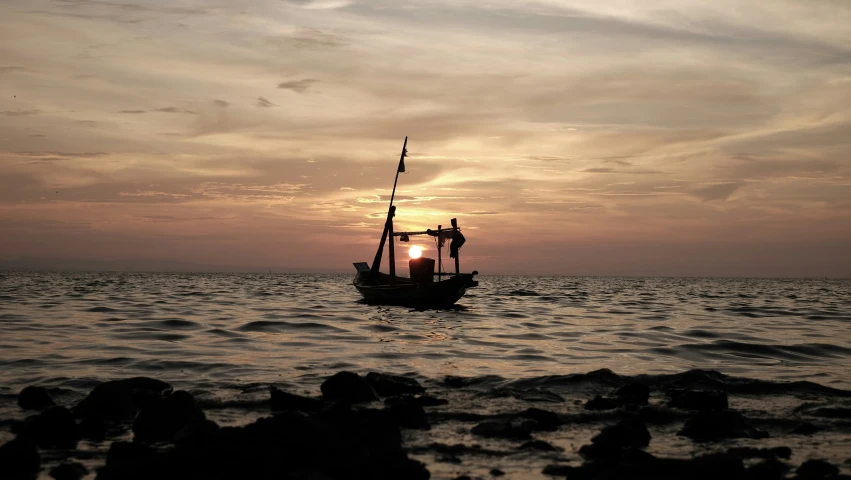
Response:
[692,183,745,201]
[277,79,319,93]
[14,151,108,158]
[266,28,347,49]
[153,107,197,114]
[255,97,277,108]
[213,99,229,108]
[0,66,31,74]
[119,110,147,114]
[1,110,41,116]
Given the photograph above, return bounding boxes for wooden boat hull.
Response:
[354,273,478,307]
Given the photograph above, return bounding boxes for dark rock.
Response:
[517,408,560,431]
[50,462,89,480]
[270,386,323,412]
[747,458,789,480]
[288,471,336,480]
[74,377,171,422]
[542,464,575,476]
[678,410,768,441]
[471,419,533,440]
[385,396,430,430]
[414,395,449,407]
[78,416,106,442]
[490,468,505,476]
[615,383,650,405]
[415,442,504,457]
[728,446,792,460]
[365,372,426,397]
[132,390,205,444]
[810,407,851,419]
[173,418,220,449]
[690,453,745,479]
[585,395,619,411]
[518,440,561,452]
[18,386,55,410]
[320,371,377,403]
[97,441,171,480]
[796,459,839,479]
[0,437,40,480]
[668,389,728,411]
[24,406,79,449]
[579,417,651,459]
[791,422,822,435]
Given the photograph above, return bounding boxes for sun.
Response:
[409,245,423,259]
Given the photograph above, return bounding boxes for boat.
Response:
[353,137,479,307]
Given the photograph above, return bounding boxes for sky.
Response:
[1,0,849,276]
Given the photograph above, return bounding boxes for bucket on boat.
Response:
[409,257,435,284]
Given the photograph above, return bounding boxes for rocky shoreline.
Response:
[1,369,850,479]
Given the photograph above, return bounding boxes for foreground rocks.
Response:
[17,386,55,411]
[2,370,849,480]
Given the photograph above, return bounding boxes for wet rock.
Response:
[518,440,562,452]
[667,389,728,411]
[414,395,448,407]
[74,377,171,422]
[173,418,220,449]
[747,458,789,480]
[690,453,746,479]
[320,371,377,403]
[490,468,505,476]
[796,459,839,479]
[791,422,822,435]
[585,395,618,411]
[0,437,40,480]
[810,407,851,419]
[18,386,55,410]
[288,471,336,480]
[365,372,426,397]
[413,442,505,458]
[579,417,651,459]
[23,406,79,449]
[678,410,768,441]
[541,464,574,476]
[615,383,651,405]
[97,441,171,480]
[385,396,430,430]
[471,418,533,440]
[270,386,323,412]
[727,446,792,460]
[517,407,560,431]
[132,390,206,444]
[49,462,89,480]
[78,416,106,442]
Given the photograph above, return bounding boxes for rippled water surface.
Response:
[1,273,849,390]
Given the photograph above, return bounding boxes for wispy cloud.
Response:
[277,79,319,93]
[255,97,277,108]
[153,107,197,114]
[1,110,40,116]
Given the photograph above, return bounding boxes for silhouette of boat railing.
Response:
[352,137,478,307]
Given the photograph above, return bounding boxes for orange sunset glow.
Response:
[1,1,849,276]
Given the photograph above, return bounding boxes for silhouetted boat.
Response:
[353,137,478,307]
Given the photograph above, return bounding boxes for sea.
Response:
[1,272,850,478]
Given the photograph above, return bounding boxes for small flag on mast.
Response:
[398,147,407,173]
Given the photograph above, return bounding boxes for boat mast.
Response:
[451,218,460,275]
[369,136,408,280]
